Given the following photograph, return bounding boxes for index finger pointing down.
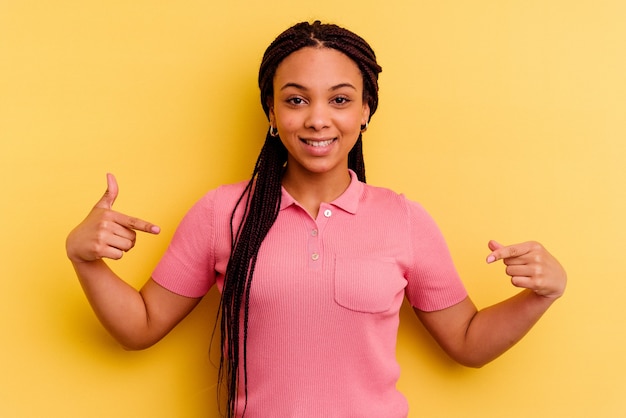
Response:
[124,215,161,234]
[486,243,531,263]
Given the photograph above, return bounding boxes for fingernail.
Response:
[486,255,496,264]
[151,226,161,234]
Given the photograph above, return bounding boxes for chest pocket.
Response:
[333,257,406,313]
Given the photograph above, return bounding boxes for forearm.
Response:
[72,260,155,350]
[417,240,566,368]
[67,174,197,349]
[461,289,557,367]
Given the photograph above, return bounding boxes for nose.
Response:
[304,101,330,131]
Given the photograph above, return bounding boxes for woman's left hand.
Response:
[486,240,567,299]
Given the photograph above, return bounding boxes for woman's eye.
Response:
[333,97,350,105]
[287,97,305,105]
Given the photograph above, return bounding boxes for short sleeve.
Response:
[404,200,468,311]
[152,191,218,298]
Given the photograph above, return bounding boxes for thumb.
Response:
[488,240,503,251]
[486,240,504,263]
[94,173,118,209]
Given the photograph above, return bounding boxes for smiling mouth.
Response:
[302,138,336,147]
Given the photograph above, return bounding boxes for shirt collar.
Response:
[279,169,362,214]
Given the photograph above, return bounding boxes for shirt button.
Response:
[311,229,318,236]
[323,209,332,218]
[311,253,320,261]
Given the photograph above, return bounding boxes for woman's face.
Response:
[269,47,370,180]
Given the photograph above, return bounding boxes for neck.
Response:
[281,167,351,218]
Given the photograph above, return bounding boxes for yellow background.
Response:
[1,1,625,417]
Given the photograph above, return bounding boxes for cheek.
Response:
[275,110,300,130]
[279,118,301,133]
[337,111,364,131]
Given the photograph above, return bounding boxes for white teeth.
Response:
[305,139,334,147]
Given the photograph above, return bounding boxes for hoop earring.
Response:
[360,121,369,133]
[269,125,279,137]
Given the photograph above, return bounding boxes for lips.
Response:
[302,138,336,147]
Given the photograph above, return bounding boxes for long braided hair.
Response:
[217,20,382,417]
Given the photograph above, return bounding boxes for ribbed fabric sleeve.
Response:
[153,186,218,297]
[403,199,468,311]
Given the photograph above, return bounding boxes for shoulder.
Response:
[360,182,404,202]
[196,180,249,208]
[360,182,421,210]
[179,180,249,226]
[359,182,437,224]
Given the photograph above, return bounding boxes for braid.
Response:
[217,20,381,417]
[217,133,286,417]
[349,135,366,182]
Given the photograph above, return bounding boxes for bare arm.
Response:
[67,174,200,350]
[415,240,567,368]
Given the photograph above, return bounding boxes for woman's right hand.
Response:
[66,173,160,263]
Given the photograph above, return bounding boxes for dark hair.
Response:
[217,20,382,417]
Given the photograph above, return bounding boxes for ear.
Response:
[267,96,275,122]
[361,102,371,126]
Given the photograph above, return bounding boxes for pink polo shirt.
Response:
[152,171,467,417]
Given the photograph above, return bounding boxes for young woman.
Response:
[66,21,567,418]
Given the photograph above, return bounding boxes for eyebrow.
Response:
[279,82,358,92]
